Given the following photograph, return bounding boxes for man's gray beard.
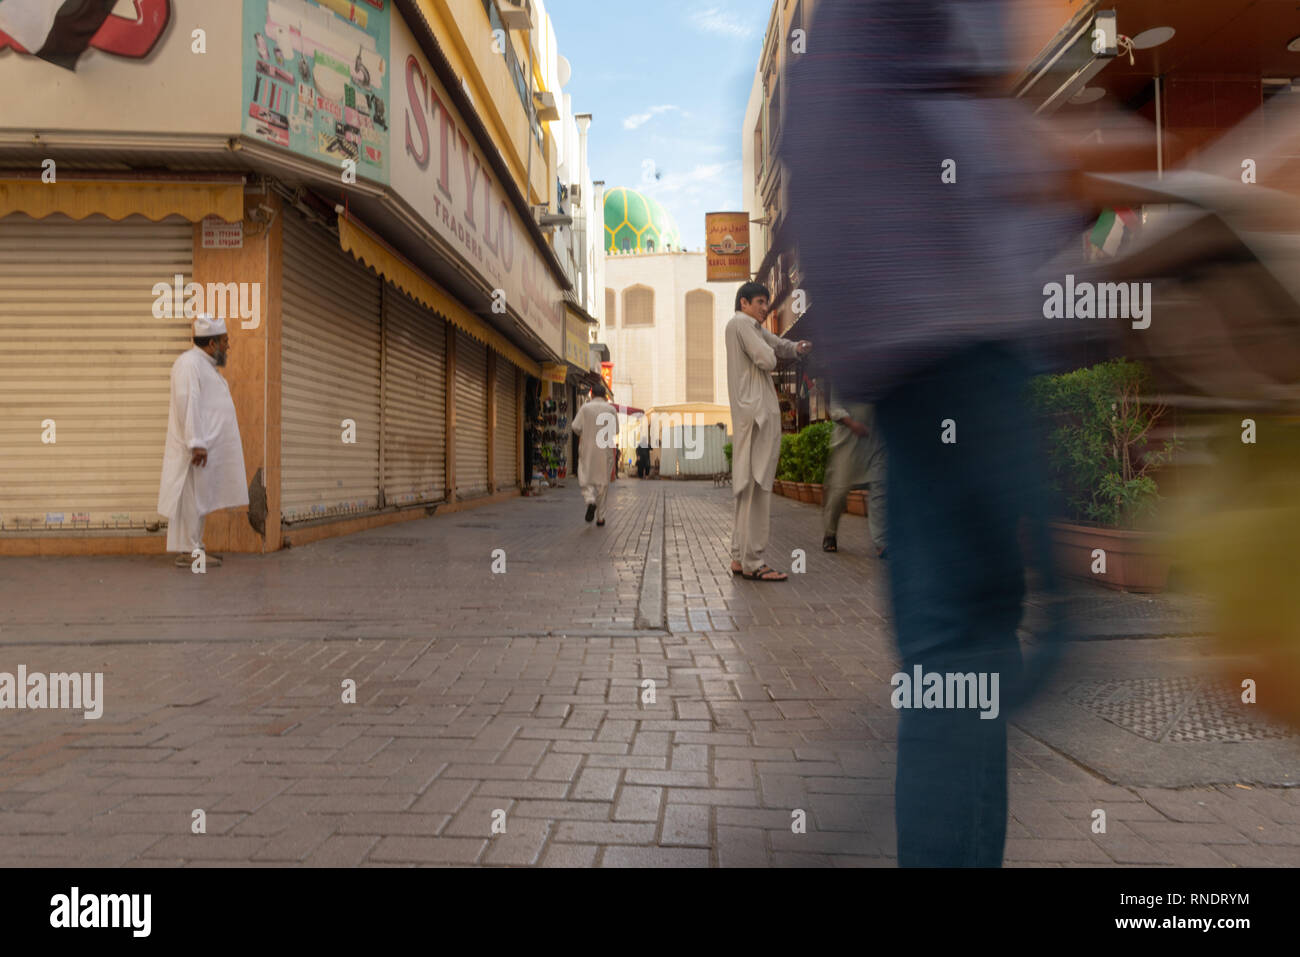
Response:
[215,350,228,367]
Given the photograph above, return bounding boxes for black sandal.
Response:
[741,564,788,582]
[823,535,837,552]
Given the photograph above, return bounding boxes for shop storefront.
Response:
[0,0,565,554]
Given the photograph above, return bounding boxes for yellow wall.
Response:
[421,0,555,206]
[195,190,282,554]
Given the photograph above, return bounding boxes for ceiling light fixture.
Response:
[1131,26,1175,50]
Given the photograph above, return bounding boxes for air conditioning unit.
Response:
[533,90,560,122]
[537,211,572,229]
[570,183,581,206]
[497,0,533,31]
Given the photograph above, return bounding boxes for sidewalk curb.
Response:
[635,489,666,631]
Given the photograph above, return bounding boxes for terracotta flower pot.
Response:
[796,482,813,503]
[810,483,824,506]
[772,480,785,496]
[1048,520,1170,593]
[846,490,867,516]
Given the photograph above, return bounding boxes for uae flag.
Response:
[0,0,125,70]
[1089,207,1141,257]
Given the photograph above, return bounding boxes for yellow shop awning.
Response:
[0,177,243,223]
[338,213,542,378]
[540,362,568,383]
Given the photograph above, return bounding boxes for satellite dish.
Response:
[557,54,572,89]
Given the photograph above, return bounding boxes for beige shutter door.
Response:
[280,210,381,523]
[0,213,193,530]
[382,285,447,505]
[493,357,518,490]
[453,329,489,497]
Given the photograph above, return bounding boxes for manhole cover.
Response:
[1066,676,1295,743]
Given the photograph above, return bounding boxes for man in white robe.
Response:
[157,315,249,567]
[725,282,811,580]
[570,382,617,526]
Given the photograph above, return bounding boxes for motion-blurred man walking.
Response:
[822,396,887,557]
[783,0,1076,865]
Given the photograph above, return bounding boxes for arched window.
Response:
[605,288,617,328]
[645,239,655,252]
[623,285,654,327]
[685,290,714,403]
[621,238,631,253]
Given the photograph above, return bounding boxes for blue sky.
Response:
[543,0,774,250]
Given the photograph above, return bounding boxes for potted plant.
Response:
[776,433,798,496]
[791,430,812,501]
[1029,359,1178,592]
[801,421,832,505]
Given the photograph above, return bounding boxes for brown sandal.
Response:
[741,564,787,582]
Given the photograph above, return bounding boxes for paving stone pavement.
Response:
[0,480,1297,867]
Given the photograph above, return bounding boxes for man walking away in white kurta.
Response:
[725,282,812,581]
[571,381,618,526]
[157,314,249,567]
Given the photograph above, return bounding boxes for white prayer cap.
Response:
[193,314,227,337]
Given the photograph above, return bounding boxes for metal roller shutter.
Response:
[0,213,193,530]
[493,356,518,490]
[453,329,489,498]
[382,285,447,505]
[281,211,382,523]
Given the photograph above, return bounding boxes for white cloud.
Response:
[638,161,737,199]
[690,7,755,39]
[622,104,679,130]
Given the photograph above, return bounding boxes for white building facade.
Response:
[602,248,736,415]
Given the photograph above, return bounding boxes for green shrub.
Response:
[1028,359,1177,528]
[723,442,733,467]
[776,433,798,481]
[797,421,833,483]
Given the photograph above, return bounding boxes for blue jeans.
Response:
[876,343,1061,867]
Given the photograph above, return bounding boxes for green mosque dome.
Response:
[604,187,682,253]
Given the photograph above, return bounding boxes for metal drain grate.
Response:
[1066,676,1295,743]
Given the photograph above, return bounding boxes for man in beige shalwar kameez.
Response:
[725,282,811,581]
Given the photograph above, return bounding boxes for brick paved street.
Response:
[1,480,1298,866]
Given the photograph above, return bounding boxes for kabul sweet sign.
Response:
[705,211,751,282]
[391,13,564,358]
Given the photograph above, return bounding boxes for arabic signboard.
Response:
[705,211,751,282]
